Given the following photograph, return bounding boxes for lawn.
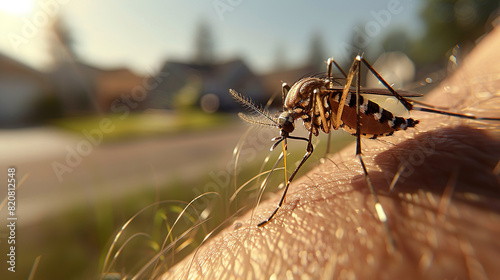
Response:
[51,110,231,142]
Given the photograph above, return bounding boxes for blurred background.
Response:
[0,0,498,279]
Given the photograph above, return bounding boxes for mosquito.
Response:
[229,55,499,240]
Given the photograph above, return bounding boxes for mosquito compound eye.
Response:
[283,120,294,133]
[278,113,295,133]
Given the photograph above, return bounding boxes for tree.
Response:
[273,43,287,71]
[412,0,500,65]
[381,29,411,54]
[49,15,78,66]
[193,19,215,65]
[307,31,326,72]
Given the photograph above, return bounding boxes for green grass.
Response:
[51,110,231,142]
[16,124,354,279]
[17,159,271,279]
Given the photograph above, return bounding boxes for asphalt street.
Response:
[0,123,264,226]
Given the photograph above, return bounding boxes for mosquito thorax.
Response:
[284,78,325,109]
[278,111,295,133]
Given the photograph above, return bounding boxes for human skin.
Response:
[162,27,500,280]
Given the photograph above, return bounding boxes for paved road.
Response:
[0,123,270,226]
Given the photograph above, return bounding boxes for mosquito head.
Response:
[278,111,295,134]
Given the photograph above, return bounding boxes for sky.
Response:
[0,0,423,75]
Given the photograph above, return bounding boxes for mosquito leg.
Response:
[359,56,413,111]
[258,88,319,227]
[328,57,347,78]
[358,154,396,250]
[258,137,314,227]
[413,106,500,121]
[326,133,332,155]
[354,55,396,250]
[325,58,348,155]
[325,57,344,155]
[355,57,362,155]
[331,57,359,130]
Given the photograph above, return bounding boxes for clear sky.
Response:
[0,0,423,75]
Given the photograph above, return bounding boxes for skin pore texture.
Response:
[162,27,500,280]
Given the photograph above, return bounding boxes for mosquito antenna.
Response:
[237,113,278,127]
[229,89,278,126]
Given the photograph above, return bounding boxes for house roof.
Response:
[0,52,51,88]
[151,58,267,110]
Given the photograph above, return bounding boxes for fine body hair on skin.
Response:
[162,27,500,280]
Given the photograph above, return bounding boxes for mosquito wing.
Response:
[331,86,423,97]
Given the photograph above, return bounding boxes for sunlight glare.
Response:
[0,0,35,15]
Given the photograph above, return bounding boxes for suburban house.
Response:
[0,50,316,128]
[146,59,267,112]
[0,53,54,127]
[0,51,148,128]
[51,62,145,114]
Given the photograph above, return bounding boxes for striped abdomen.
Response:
[330,91,418,139]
